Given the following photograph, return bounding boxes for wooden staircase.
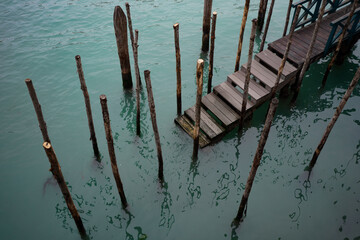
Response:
[175,49,298,147]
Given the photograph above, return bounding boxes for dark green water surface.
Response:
[0,0,359,239]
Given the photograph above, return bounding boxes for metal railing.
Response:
[324,6,360,53]
[291,0,354,29]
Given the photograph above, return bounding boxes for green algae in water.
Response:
[0,0,359,239]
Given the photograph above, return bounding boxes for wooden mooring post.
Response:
[100,95,128,208]
[240,19,257,129]
[257,0,268,31]
[25,78,51,143]
[259,0,275,52]
[75,55,100,158]
[114,6,133,89]
[282,0,293,37]
[126,2,142,87]
[309,67,360,171]
[192,59,205,160]
[134,29,141,136]
[201,0,213,52]
[208,11,217,94]
[270,5,301,100]
[173,23,182,116]
[234,98,279,223]
[235,0,250,72]
[322,1,358,86]
[292,0,327,103]
[42,142,86,237]
[144,70,164,182]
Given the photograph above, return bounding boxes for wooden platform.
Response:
[175,4,355,148]
[268,5,351,67]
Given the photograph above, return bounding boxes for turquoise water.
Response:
[0,0,359,239]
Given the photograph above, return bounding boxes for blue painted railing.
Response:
[324,7,360,54]
[291,0,354,29]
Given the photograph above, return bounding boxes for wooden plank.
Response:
[243,61,281,87]
[185,107,217,139]
[186,106,224,138]
[228,70,270,101]
[174,115,210,148]
[214,82,254,113]
[202,93,240,125]
[255,49,298,79]
[268,41,305,66]
[199,107,225,134]
[227,72,261,100]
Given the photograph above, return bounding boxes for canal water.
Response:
[0,0,359,239]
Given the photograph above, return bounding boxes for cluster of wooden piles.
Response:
[175,49,298,147]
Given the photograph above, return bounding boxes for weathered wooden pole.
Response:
[144,70,164,182]
[192,59,205,160]
[259,0,275,52]
[257,0,268,31]
[125,2,142,87]
[114,6,133,89]
[75,55,100,158]
[269,5,301,100]
[291,0,327,103]
[322,1,358,86]
[133,30,141,136]
[100,95,128,208]
[240,19,257,129]
[173,23,182,116]
[235,0,250,72]
[309,67,360,171]
[208,11,217,94]
[201,0,213,52]
[282,0,293,37]
[25,79,51,143]
[235,98,279,223]
[42,142,86,237]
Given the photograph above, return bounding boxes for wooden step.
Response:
[254,49,298,81]
[184,106,225,140]
[174,115,211,148]
[201,93,240,127]
[213,81,254,114]
[241,60,286,91]
[227,70,270,105]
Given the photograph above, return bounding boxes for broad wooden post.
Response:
[309,67,360,171]
[239,19,257,129]
[173,23,182,116]
[114,6,133,89]
[192,59,205,160]
[144,70,164,182]
[208,12,217,94]
[25,79,51,143]
[259,0,275,52]
[201,0,213,52]
[292,0,327,103]
[234,0,250,72]
[75,55,100,157]
[235,98,279,223]
[100,95,128,207]
[42,142,86,237]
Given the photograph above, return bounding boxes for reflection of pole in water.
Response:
[159,181,175,230]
